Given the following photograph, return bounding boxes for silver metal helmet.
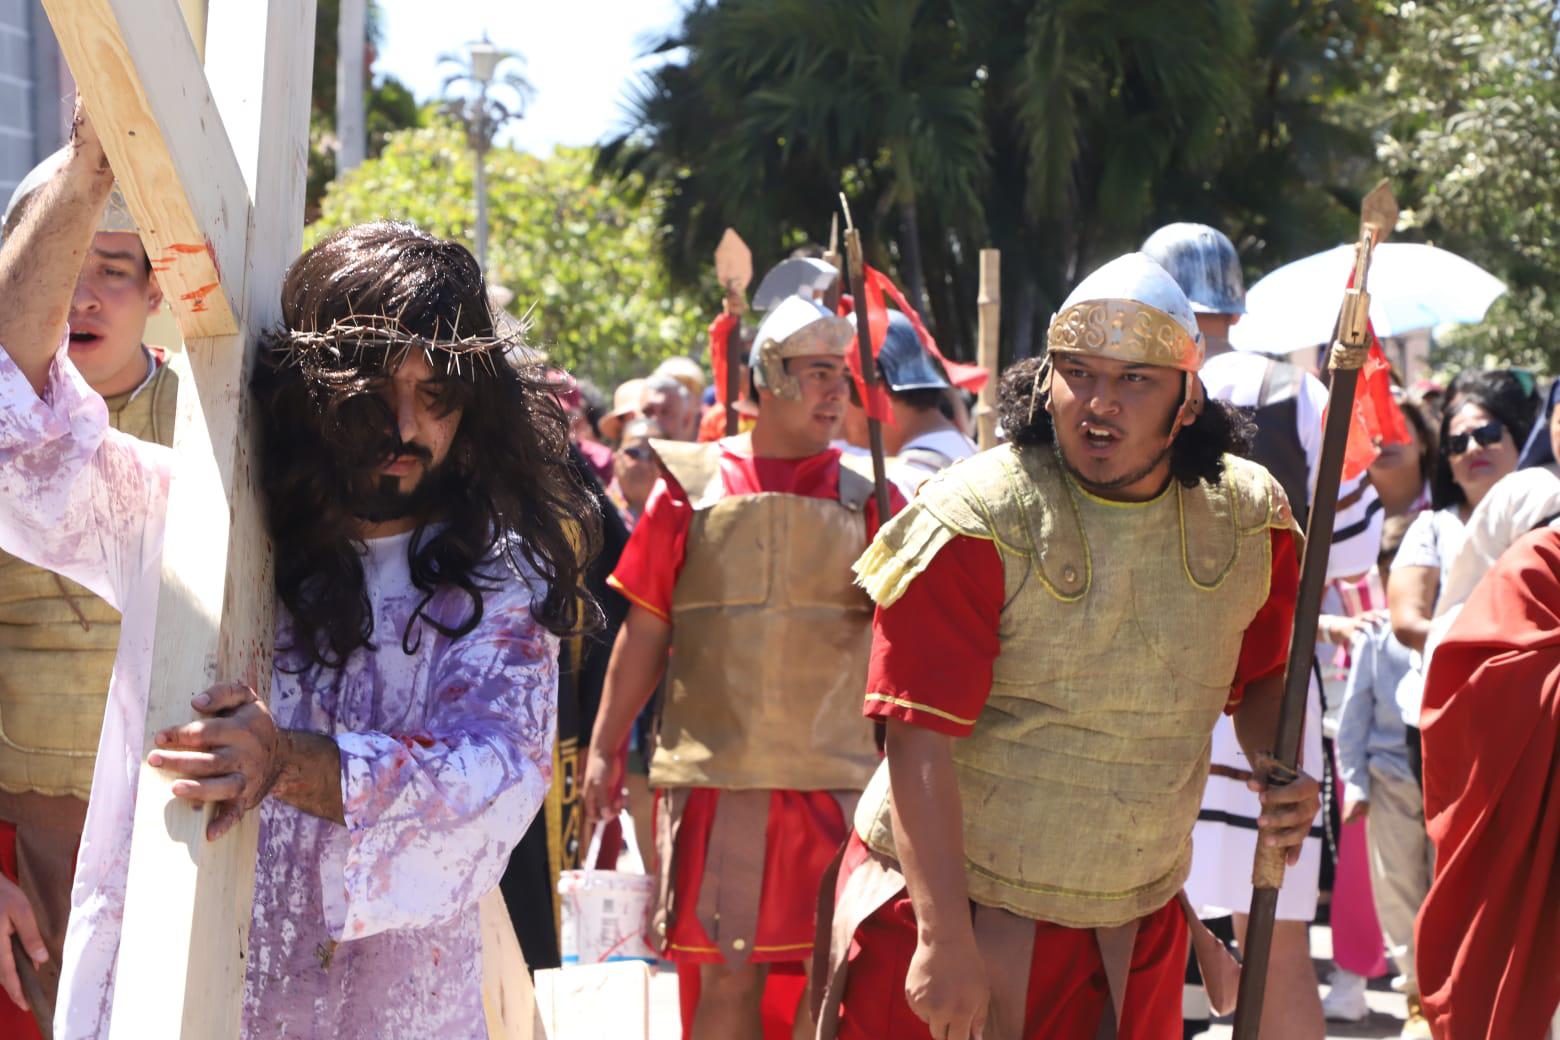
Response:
[749,296,853,399]
[1140,222,1245,315]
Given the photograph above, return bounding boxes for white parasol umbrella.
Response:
[1229,242,1506,354]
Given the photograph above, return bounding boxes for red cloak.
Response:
[1417,527,1560,1040]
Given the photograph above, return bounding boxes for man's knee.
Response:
[701,960,764,1002]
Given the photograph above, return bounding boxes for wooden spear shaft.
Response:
[1232,192,1393,1035]
[843,227,892,523]
[714,229,752,437]
[724,290,744,437]
[976,249,1001,450]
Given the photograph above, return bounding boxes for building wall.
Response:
[0,0,68,204]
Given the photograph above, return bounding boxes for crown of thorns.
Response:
[273,308,535,385]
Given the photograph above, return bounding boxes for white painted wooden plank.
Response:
[38,0,248,338]
[481,888,544,1040]
[535,963,652,1040]
[103,2,315,1037]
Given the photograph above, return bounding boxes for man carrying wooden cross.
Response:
[0,107,593,1038]
[816,253,1321,1040]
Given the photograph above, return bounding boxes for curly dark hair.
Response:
[1430,369,1538,510]
[252,221,602,670]
[996,356,1255,487]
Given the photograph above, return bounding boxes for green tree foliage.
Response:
[1149,1,1385,273]
[600,1,1408,364]
[603,1,1275,359]
[310,122,709,387]
[1363,0,1560,371]
[308,0,424,216]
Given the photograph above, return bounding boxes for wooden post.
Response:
[336,0,367,171]
[39,1,315,1036]
[976,249,1001,450]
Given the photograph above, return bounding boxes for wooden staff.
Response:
[822,213,843,312]
[976,248,1001,450]
[840,202,892,522]
[1231,181,1399,1038]
[714,229,753,436]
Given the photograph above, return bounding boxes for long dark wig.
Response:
[252,221,602,669]
[996,356,1255,487]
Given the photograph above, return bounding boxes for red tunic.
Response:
[611,439,901,1038]
[837,526,1300,1038]
[0,822,44,1040]
[1417,528,1560,1040]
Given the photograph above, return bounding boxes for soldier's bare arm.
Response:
[885,720,990,1040]
[0,99,113,396]
[1232,671,1323,865]
[582,604,671,824]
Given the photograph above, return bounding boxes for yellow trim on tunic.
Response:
[864,692,980,729]
[606,574,671,623]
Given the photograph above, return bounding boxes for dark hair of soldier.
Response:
[251,220,603,670]
[996,356,1256,487]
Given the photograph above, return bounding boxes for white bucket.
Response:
[558,824,657,965]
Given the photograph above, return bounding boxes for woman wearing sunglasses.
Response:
[1389,370,1535,768]
[1392,373,1534,727]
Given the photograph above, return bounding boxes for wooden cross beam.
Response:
[37,1,315,1036]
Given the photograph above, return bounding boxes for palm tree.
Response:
[601,0,1374,363]
[602,0,986,322]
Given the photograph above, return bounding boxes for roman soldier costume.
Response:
[606,295,899,1033]
[816,254,1303,1039]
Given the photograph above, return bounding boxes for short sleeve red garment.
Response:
[608,439,904,621]
[865,528,1300,737]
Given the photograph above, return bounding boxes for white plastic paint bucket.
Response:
[557,824,657,965]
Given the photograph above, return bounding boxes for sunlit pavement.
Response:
[1202,926,1410,1039]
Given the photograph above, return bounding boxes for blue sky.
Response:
[374,0,687,155]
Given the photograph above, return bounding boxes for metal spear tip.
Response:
[1360,180,1400,242]
[715,228,753,295]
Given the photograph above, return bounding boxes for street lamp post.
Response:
[442,36,530,273]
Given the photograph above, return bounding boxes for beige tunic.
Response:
[853,444,1294,928]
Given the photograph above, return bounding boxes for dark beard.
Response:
[1057,439,1173,497]
[346,461,448,523]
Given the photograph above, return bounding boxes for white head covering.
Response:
[2,147,137,243]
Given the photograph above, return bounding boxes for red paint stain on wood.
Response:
[180,282,221,312]
[152,243,219,278]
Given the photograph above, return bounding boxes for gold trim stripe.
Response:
[865,692,979,728]
[606,574,671,623]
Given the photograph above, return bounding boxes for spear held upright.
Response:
[839,202,893,523]
[1231,181,1400,1038]
[714,229,753,437]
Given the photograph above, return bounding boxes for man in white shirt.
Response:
[1146,222,1385,1039]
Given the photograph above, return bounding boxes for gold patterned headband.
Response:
[1046,300,1203,372]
